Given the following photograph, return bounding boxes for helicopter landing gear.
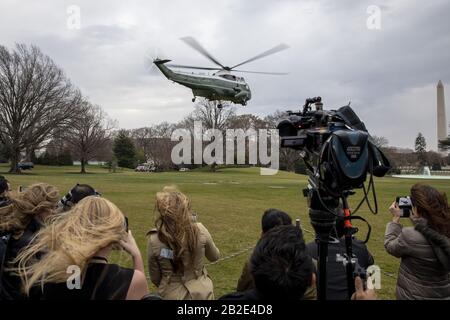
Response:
[192,97,196,103]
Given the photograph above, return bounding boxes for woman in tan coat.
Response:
[147,186,220,300]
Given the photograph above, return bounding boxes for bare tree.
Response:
[64,102,115,173]
[371,135,389,149]
[228,114,268,131]
[179,99,236,171]
[264,110,302,172]
[0,44,80,173]
[132,122,176,170]
[184,99,236,131]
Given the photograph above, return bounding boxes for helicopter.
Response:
[153,37,289,107]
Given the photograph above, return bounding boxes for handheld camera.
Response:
[396,196,413,218]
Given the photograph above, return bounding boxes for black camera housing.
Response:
[277,97,391,300]
[277,98,390,197]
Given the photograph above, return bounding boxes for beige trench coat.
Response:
[147,222,220,300]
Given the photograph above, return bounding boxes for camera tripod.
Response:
[305,186,366,300]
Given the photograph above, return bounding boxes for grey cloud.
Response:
[1,0,449,150]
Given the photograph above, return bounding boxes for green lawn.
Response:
[2,164,449,299]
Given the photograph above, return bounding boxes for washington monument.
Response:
[437,80,447,151]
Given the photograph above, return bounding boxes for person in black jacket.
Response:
[55,183,99,213]
[220,225,376,301]
[221,225,315,300]
[0,176,10,208]
[306,212,374,300]
[236,208,293,292]
[0,183,59,300]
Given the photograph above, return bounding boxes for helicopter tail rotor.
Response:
[145,47,170,76]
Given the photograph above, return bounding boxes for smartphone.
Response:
[396,196,412,217]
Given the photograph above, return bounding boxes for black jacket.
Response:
[306,237,374,300]
[1,218,42,300]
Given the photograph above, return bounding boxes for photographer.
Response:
[236,208,316,299]
[306,211,374,300]
[147,186,219,300]
[15,196,148,300]
[56,183,99,213]
[385,183,450,299]
[0,183,59,300]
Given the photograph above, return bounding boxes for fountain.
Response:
[392,166,450,180]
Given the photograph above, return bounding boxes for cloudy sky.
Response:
[1,0,449,150]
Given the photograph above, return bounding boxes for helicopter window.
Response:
[220,74,236,81]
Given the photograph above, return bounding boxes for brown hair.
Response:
[410,183,450,237]
[153,186,199,272]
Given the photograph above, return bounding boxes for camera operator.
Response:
[0,176,10,207]
[306,209,374,300]
[385,183,450,299]
[15,196,148,300]
[236,208,316,299]
[56,183,99,213]
[0,183,59,300]
[147,186,220,300]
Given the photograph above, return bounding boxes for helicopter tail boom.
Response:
[153,59,172,65]
[153,59,175,80]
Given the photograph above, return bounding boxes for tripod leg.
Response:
[342,196,356,299]
[317,238,329,300]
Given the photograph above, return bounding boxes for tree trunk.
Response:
[80,158,86,174]
[25,146,34,162]
[9,149,21,174]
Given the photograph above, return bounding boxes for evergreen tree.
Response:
[113,130,137,169]
[415,132,427,165]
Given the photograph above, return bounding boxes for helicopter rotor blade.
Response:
[180,36,226,69]
[232,69,289,75]
[230,43,289,69]
[166,64,222,71]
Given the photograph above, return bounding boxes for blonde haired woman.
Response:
[15,196,148,300]
[147,186,220,300]
[0,183,59,300]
